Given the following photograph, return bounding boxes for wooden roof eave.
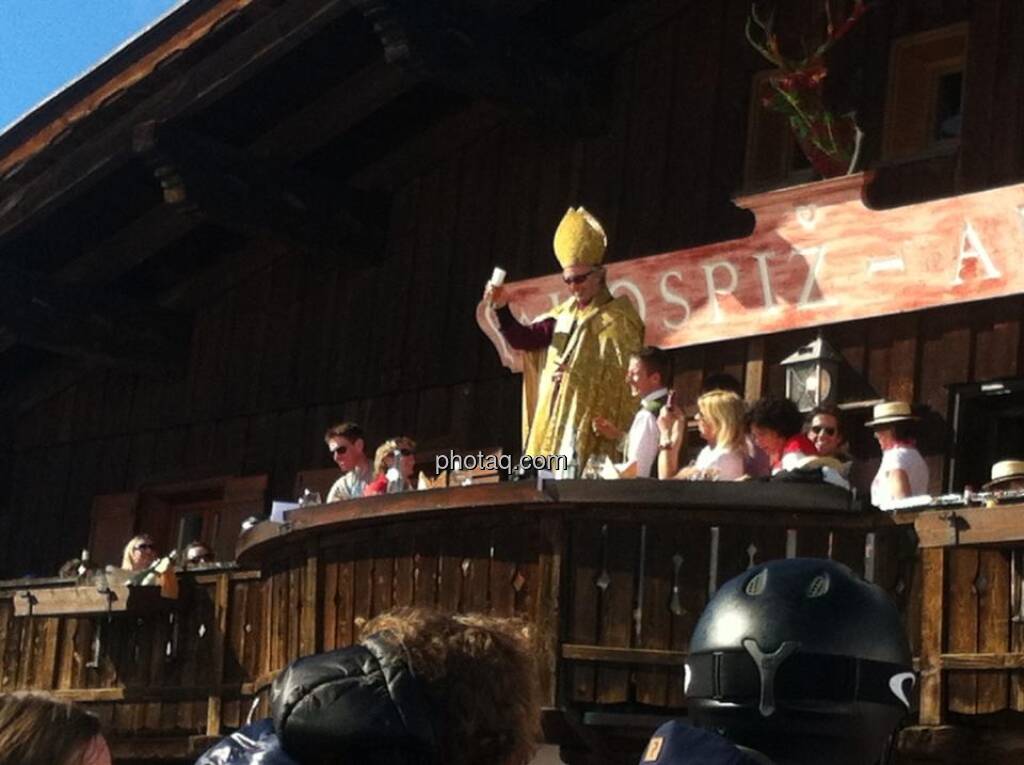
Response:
[0,0,353,248]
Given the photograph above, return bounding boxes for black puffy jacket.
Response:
[197,634,440,765]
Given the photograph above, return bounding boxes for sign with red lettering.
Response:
[478,173,1024,369]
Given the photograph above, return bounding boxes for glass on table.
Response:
[581,453,605,480]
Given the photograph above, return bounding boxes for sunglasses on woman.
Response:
[135,543,155,551]
[397,448,414,456]
[810,425,837,436]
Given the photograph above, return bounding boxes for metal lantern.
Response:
[780,335,840,412]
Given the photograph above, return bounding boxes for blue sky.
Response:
[0,0,182,131]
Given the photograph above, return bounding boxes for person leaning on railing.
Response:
[0,693,112,765]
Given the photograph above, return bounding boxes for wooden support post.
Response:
[744,336,765,401]
[536,516,564,708]
[301,539,320,658]
[920,547,946,725]
[206,574,230,737]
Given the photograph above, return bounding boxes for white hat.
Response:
[984,460,1024,490]
[864,401,918,427]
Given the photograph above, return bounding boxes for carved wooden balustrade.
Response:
[14,480,1012,763]
[0,568,264,761]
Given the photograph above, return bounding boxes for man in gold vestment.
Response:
[484,208,644,467]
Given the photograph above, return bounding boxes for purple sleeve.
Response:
[496,306,555,351]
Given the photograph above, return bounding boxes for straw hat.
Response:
[984,460,1024,490]
[864,401,918,427]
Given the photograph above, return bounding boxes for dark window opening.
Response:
[948,378,1024,492]
[934,70,963,141]
[176,513,205,552]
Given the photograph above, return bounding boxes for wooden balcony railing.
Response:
[9,482,1024,763]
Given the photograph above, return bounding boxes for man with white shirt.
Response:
[324,422,374,502]
[593,346,672,477]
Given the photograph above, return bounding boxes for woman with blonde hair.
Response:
[658,389,747,480]
[120,533,157,572]
[363,436,417,496]
[0,693,111,765]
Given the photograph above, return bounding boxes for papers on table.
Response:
[270,501,301,523]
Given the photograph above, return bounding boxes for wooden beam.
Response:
[919,546,946,726]
[0,0,353,244]
[54,204,199,286]
[916,504,1024,548]
[133,123,378,263]
[50,62,406,290]
[939,652,1024,670]
[0,0,256,177]
[352,0,605,136]
[0,260,191,376]
[50,683,249,703]
[250,61,410,164]
[351,101,505,190]
[561,644,688,666]
[349,0,686,190]
[206,574,231,737]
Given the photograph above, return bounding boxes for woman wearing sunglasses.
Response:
[363,436,417,496]
[121,534,158,572]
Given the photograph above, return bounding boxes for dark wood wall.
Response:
[4,0,1024,577]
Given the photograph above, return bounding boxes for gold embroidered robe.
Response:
[522,286,644,467]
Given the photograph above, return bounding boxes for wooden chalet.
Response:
[1,0,1024,762]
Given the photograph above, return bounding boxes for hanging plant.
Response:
[746,0,870,178]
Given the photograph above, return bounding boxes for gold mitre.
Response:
[553,207,607,268]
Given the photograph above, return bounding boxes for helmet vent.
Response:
[806,573,831,598]
[745,568,768,596]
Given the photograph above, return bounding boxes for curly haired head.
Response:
[747,397,805,439]
[361,608,541,765]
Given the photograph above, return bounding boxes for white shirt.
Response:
[693,444,746,480]
[623,387,667,478]
[871,446,929,509]
[326,463,373,503]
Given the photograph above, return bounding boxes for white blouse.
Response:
[693,444,746,480]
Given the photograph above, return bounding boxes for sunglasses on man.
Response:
[562,269,597,286]
[810,425,837,437]
[330,444,348,456]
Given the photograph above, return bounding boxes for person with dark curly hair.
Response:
[357,609,541,765]
[747,397,817,474]
[198,607,542,765]
[0,693,111,765]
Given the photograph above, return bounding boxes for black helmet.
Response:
[685,558,912,765]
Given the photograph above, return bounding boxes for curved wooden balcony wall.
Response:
[1,480,912,763]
